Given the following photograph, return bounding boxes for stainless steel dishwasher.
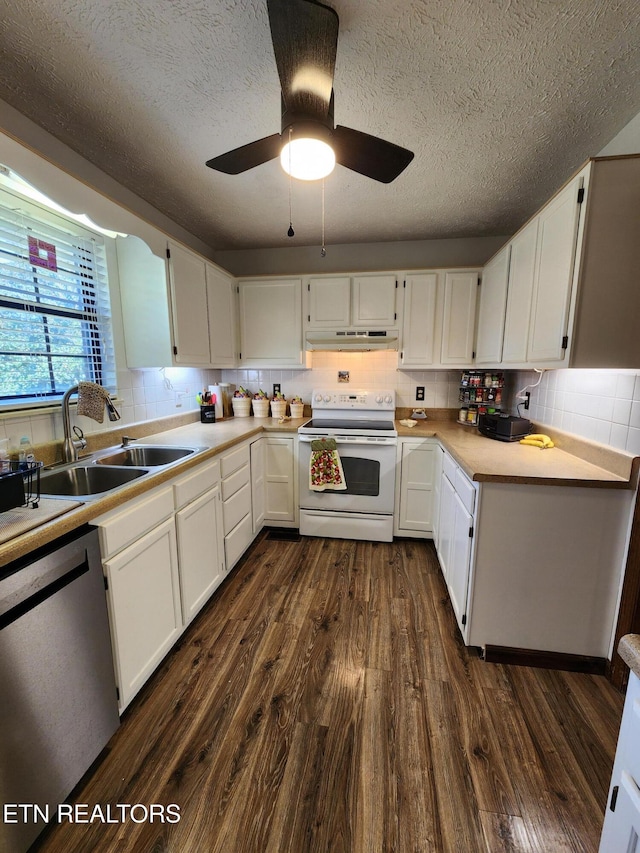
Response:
[0,527,120,853]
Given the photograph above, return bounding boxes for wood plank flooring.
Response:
[34,534,623,853]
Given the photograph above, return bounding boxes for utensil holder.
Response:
[200,405,216,424]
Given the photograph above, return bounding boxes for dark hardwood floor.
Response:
[35,533,623,852]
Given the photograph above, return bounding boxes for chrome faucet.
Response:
[61,385,87,463]
[61,383,121,463]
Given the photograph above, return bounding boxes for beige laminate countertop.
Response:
[0,416,304,570]
[618,635,640,680]
[395,419,638,488]
[1,413,636,570]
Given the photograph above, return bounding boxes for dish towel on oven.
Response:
[309,438,347,491]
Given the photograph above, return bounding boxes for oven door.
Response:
[298,435,397,515]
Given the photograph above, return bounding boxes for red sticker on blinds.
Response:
[28,236,58,271]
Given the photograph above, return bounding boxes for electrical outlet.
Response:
[416,386,425,401]
[523,391,530,410]
[273,383,281,397]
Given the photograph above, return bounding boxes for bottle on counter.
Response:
[18,436,35,471]
[458,406,469,423]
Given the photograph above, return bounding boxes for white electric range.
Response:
[298,389,397,542]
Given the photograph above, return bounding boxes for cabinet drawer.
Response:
[173,459,219,509]
[220,443,250,479]
[454,467,476,515]
[223,481,251,535]
[225,512,254,570]
[95,486,174,558]
[222,462,250,501]
[442,452,457,485]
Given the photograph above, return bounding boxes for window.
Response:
[0,189,115,404]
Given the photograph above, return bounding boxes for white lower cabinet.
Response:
[600,671,640,852]
[250,437,265,533]
[101,504,181,711]
[264,435,297,525]
[221,441,254,570]
[175,484,225,626]
[435,450,477,636]
[394,438,437,537]
[95,459,227,711]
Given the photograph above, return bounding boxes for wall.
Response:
[511,369,640,455]
[214,236,507,277]
[222,351,462,410]
[598,110,640,156]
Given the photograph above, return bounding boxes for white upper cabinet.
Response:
[400,273,438,367]
[237,278,303,367]
[440,271,479,365]
[479,155,640,369]
[167,241,212,366]
[399,269,479,369]
[474,246,510,365]
[501,218,538,364]
[527,175,583,363]
[307,277,351,327]
[351,274,398,326]
[206,263,237,367]
[305,273,398,328]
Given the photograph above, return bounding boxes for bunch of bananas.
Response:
[519,433,555,449]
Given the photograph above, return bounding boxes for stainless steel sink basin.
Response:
[40,465,148,499]
[95,445,198,467]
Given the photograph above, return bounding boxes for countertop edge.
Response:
[618,634,640,679]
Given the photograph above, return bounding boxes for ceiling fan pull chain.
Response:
[320,178,326,257]
[287,128,295,237]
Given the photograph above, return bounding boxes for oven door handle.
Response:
[298,435,397,447]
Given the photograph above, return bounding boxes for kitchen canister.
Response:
[270,399,287,419]
[231,396,252,417]
[289,400,304,418]
[252,398,270,417]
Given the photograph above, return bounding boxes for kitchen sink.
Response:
[40,465,148,499]
[95,445,198,467]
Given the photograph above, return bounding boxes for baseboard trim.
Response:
[483,644,607,675]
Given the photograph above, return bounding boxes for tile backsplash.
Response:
[511,369,640,454]
[222,351,463,409]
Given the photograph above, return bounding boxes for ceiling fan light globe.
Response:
[280,138,336,181]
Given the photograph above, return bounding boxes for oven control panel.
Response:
[311,389,396,411]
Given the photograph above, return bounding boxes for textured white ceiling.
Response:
[0,0,639,251]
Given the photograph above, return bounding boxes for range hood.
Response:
[305,330,398,351]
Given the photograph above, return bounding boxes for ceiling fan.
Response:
[206,0,414,184]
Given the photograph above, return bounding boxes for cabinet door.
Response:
[528,177,582,363]
[437,471,455,582]
[400,273,438,367]
[440,271,478,364]
[307,277,351,327]
[175,485,225,626]
[207,264,237,367]
[502,219,538,364]
[251,438,265,534]
[599,771,640,853]
[475,246,510,365]
[265,436,295,522]
[167,242,211,365]
[351,275,398,327]
[104,518,181,710]
[448,490,473,636]
[238,279,303,366]
[397,442,435,533]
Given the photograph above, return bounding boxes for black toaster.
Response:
[478,413,532,442]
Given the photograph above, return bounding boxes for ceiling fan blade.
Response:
[205,133,282,174]
[332,126,414,183]
[267,0,338,119]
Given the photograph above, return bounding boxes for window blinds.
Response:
[0,195,116,402]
